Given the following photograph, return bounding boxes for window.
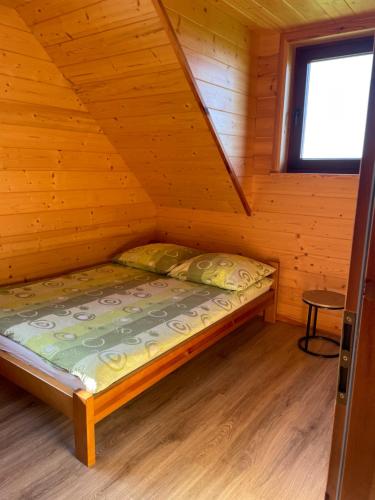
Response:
[287,36,373,174]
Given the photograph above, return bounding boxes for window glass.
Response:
[301,54,373,160]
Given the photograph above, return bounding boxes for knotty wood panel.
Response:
[10,1,361,331]
[211,0,375,29]
[157,171,358,334]
[163,0,254,176]
[157,6,359,332]
[0,5,156,284]
[15,0,246,213]
[251,32,358,332]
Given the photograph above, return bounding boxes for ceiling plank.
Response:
[219,0,375,28]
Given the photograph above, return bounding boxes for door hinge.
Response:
[337,311,356,405]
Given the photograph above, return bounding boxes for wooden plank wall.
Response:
[4,0,360,332]
[163,0,254,178]
[158,4,359,334]
[15,0,246,213]
[0,4,156,285]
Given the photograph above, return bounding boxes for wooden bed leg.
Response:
[264,303,277,323]
[73,390,96,467]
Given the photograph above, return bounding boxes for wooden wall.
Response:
[163,0,254,178]
[4,0,360,333]
[158,6,359,334]
[15,0,246,213]
[0,4,156,284]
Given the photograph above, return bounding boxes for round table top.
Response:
[302,290,345,309]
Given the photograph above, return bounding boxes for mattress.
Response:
[0,263,273,394]
[0,334,85,390]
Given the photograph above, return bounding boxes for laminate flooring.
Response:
[0,320,337,500]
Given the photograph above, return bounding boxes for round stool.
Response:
[298,290,345,358]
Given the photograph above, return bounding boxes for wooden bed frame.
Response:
[0,261,279,467]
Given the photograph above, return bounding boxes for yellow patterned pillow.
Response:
[169,253,276,291]
[114,243,203,274]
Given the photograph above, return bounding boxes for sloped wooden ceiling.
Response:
[212,0,375,29]
[0,3,156,284]
[163,0,254,185]
[10,0,249,214]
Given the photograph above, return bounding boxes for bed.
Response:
[0,259,279,466]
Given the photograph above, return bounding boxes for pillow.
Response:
[113,243,202,274]
[169,253,276,291]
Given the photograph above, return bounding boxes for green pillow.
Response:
[113,243,202,274]
[169,253,276,291]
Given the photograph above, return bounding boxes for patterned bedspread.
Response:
[0,264,272,394]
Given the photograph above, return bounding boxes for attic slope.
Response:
[0,3,156,284]
[15,0,248,213]
[163,0,254,182]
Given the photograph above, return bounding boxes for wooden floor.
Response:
[0,320,337,500]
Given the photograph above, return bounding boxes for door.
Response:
[326,46,375,499]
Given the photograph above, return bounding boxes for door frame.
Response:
[326,43,375,499]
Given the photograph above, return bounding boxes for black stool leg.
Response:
[312,306,318,336]
[305,304,312,351]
